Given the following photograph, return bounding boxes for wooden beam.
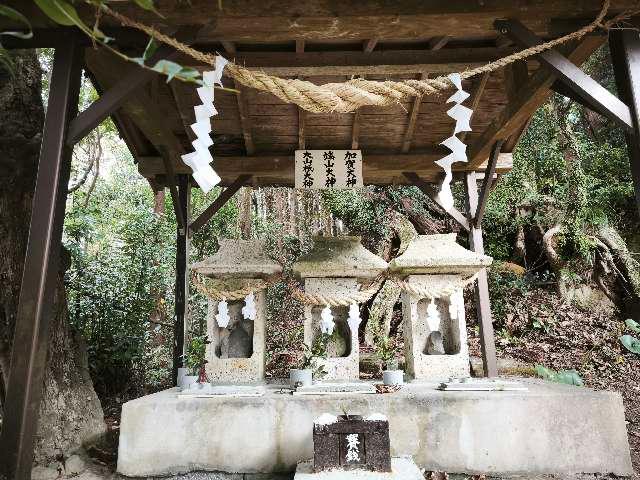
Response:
[468,34,605,168]
[459,71,490,143]
[363,38,378,53]
[66,44,180,146]
[190,175,252,232]
[172,175,189,386]
[0,36,82,480]
[610,29,640,215]
[351,110,361,150]
[474,140,503,227]
[138,151,513,186]
[401,73,425,153]
[428,35,450,50]
[184,47,518,76]
[234,81,255,155]
[497,19,633,132]
[85,49,186,158]
[7,2,640,43]
[403,172,470,231]
[160,149,187,232]
[464,171,498,378]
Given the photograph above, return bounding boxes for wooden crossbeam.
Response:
[459,71,490,143]
[183,47,517,76]
[190,175,252,232]
[403,172,470,231]
[497,19,633,132]
[474,140,504,227]
[138,152,513,186]
[468,34,605,168]
[66,44,179,146]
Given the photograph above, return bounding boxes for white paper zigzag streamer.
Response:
[181,56,228,193]
[435,73,473,210]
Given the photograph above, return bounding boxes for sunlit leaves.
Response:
[535,364,584,386]
[625,318,640,333]
[620,335,640,354]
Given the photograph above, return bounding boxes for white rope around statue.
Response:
[100,1,620,113]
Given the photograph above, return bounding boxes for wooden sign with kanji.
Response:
[312,415,391,473]
[294,150,363,189]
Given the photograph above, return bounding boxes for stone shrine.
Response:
[293,236,387,381]
[389,234,492,380]
[192,239,282,383]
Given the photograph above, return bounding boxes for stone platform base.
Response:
[294,457,422,479]
[117,378,632,477]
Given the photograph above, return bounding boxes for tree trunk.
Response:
[0,51,105,464]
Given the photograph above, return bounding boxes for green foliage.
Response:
[0,4,33,74]
[619,335,640,355]
[300,332,332,377]
[183,335,209,375]
[535,364,584,386]
[625,319,640,333]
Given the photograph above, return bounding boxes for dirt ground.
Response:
[468,285,639,480]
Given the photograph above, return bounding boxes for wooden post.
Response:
[172,175,190,385]
[464,171,499,377]
[610,29,640,215]
[0,36,83,480]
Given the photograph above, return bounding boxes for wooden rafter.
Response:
[401,73,425,153]
[459,71,490,143]
[468,34,606,168]
[498,19,633,132]
[182,47,517,76]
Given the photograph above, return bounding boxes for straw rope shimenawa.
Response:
[393,273,480,301]
[191,273,276,301]
[99,0,630,113]
[288,280,384,307]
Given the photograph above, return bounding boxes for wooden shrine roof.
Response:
[6,0,633,187]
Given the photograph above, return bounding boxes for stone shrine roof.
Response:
[388,234,492,275]
[293,236,387,279]
[192,239,282,278]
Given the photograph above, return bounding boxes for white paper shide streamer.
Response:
[435,73,473,210]
[181,56,228,193]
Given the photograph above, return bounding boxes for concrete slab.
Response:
[293,457,423,479]
[117,379,632,478]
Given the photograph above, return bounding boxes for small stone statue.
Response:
[426,331,445,355]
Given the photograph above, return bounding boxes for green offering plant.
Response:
[183,335,210,378]
[300,332,333,378]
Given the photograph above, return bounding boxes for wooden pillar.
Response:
[172,174,190,385]
[464,172,499,377]
[0,36,83,480]
[610,28,640,215]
